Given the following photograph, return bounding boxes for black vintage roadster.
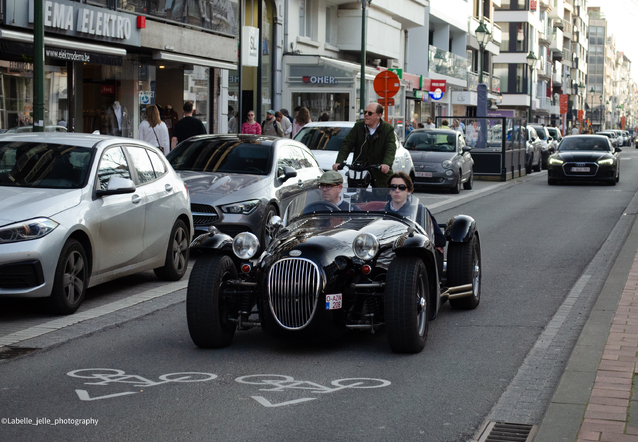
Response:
[186,188,481,353]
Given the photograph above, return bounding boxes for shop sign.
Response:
[10,0,142,46]
[138,91,156,105]
[303,76,338,84]
[414,90,425,100]
[101,85,115,95]
[9,61,33,72]
[451,91,477,106]
[429,91,444,101]
[388,69,402,79]
[530,0,537,11]
[241,26,259,67]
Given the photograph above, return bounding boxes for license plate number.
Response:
[326,294,342,310]
[571,167,590,172]
[415,171,433,178]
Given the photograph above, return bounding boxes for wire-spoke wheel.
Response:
[49,239,88,315]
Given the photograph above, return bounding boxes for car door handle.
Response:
[165,183,173,192]
[131,194,142,204]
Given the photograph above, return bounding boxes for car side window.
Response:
[277,145,301,171]
[97,146,131,191]
[300,147,321,169]
[126,146,156,185]
[147,148,168,178]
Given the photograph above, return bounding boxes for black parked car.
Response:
[186,188,481,354]
[547,135,621,185]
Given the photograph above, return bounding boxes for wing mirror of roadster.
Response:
[267,215,283,238]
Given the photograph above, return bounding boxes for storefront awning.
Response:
[153,51,237,70]
[319,57,379,82]
[0,28,127,56]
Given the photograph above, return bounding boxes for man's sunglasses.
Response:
[319,184,339,189]
[364,111,376,116]
[389,184,408,191]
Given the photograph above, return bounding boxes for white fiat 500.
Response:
[0,133,193,314]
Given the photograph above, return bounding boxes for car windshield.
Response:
[293,126,350,151]
[168,139,272,174]
[404,132,457,152]
[283,188,421,226]
[0,141,93,189]
[597,132,614,139]
[558,137,611,152]
[531,127,547,140]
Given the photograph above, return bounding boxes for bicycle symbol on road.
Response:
[67,369,217,401]
[235,374,391,407]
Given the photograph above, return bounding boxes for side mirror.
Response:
[96,176,136,197]
[462,146,472,153]
[548,146,556,154]
[280,166,297,181]
[615,147,622,153]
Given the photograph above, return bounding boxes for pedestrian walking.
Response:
[138,105,170,155]
[276,111,292,137]
[228,112,239,134]
[171,100,207,149]
[332,102,397,188]
[280,108,293,125]
[241,110,261,134]
[292,107,311,138]
[424,117,435,129]
[261,110,284,137]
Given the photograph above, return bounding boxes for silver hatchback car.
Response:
[0,133,193,314]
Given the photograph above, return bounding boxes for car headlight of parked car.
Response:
[221,199,260,215]
[597,158,614,165]
[0,218,59,244]
[232,232,260,259]
[442,160,453,169]
[353,233,379,261]
[549,158,564,165]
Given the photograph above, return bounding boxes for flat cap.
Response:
[318,170,343,185]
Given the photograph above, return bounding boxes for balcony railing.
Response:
[428,46,470,81]
[468,71,478,91]
[562,21,573,35]
[491,76,501,93]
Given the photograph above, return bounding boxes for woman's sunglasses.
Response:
[389,184,408,191]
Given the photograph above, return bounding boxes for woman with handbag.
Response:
[138,105,170,155]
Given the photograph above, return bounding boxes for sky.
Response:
[587,0,638,78]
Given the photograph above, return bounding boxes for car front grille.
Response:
[0,261,45,289]
[267,258,321,329]
[191,203,219,226]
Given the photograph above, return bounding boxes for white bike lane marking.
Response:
[235,374,391,407]
[67,369,217,401]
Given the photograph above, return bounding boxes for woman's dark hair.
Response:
[319,112,330,121]
[388,171,414,192]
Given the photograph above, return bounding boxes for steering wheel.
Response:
[303,201,341,214]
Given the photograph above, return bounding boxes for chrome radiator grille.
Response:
[267,258,321,329]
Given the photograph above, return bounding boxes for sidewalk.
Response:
[534,220,638,441]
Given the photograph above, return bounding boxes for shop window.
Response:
[291,92,350,122]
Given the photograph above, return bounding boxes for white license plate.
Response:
[415,171,433,178]
[326,294,342,310]
[571,167,590,172]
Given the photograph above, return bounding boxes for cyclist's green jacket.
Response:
[335,120,397,188]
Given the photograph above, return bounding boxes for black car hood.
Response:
[557,152,610,162]
[266,215,414,265]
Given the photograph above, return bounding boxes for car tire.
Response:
[450,173,461,194]
[385,256,429,354]
[463,169,474,190]
[260,205,277,251]
[186,255,238,348]
[48,239,88,315]
[447,235,481,310]
[154,219,190,281]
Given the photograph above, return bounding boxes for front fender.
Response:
[444,215,477,243]
[190,232,234,252]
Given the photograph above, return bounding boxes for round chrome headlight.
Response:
[442,160,453,169]
[353,233,379,261]
[232,232,260,259]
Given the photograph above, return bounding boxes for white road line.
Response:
[0,280,187,347]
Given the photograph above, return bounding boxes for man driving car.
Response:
[318,170,355,211]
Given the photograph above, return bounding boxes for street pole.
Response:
[360,0,370,119]
[34,0,45,132]
[526,52,537,124]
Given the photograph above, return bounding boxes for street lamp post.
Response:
[360,0,372,119]
[599,95,603,130]
[475,22,491,85]
[589,87,595,131]
[578,83,586,132]
[526,51,538,123]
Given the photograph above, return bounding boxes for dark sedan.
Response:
[167,135,324,247]
[547,135,621,185]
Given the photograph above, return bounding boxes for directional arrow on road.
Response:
[75,389,138,401]
[252,396,316,407]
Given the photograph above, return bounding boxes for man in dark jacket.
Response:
[332,102,397,187]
